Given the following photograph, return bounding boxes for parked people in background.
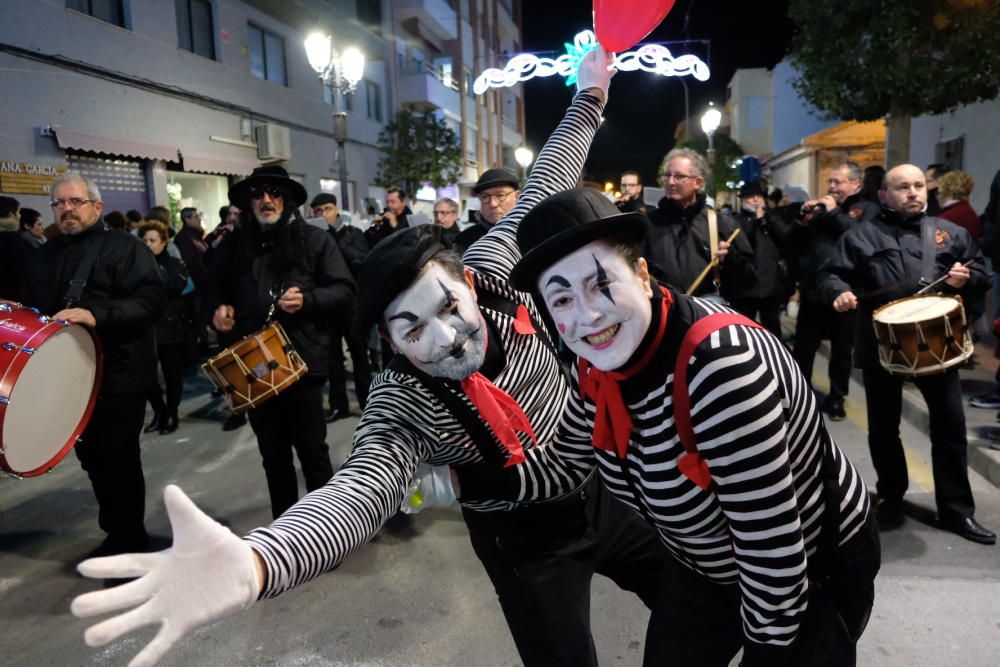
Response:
[0,195,20,231]
[860,165,886,203]
[18,207,45,249]
[173,207,210,290]
[454,169,521,254]
[936,170,981,244]
[139,221,191,436]
[103,210,129,231]
[432,196,461,248]
[616,170,650,214]
[126,209,143,232]
[365,186,411,247]
[145,206,172,227]
[925,163,946,216]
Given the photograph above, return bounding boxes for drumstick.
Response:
[686,228,742,294]
[914,258,977,296]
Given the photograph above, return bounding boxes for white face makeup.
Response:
[539,241,654,371]
[385,263,487,380]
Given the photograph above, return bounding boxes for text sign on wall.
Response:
[0,161,68,195]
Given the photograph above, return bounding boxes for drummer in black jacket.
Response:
[21,172,166,557]
[818,163,994,545]
[207,166,356,518]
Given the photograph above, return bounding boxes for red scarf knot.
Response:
[513,304,537,335]
[460,372,534,467]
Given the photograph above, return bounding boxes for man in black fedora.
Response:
[453,168,521,254]
[206,165,356,518]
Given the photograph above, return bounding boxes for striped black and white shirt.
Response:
[244,91,604,597]
[464,293,871,649]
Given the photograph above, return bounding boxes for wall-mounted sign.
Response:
[0,161,67,195]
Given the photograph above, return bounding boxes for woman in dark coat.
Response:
[139,221,191,434]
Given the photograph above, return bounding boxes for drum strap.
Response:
[920,218,936,287]
[64,231,109,309]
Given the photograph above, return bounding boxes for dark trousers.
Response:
[247,376,333,519]
[74,392,148,545]
[793,301,855,400]
[862,364,975,521]
[463,477,667,667]
[644,513,880,667]
[731,296,784,338]
[147,342,185,417]
[328,324,371,411]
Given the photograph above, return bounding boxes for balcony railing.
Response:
[399,59,460,92]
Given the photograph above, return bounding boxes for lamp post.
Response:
[514,145,534,181]
[305,32,365,212]
[700,103,722,167]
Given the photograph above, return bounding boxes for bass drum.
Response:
[0,300,102,477]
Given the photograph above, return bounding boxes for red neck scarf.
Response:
[578,289,672,458]
[459,304,539,467]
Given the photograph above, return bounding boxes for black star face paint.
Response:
[593,254,616,304]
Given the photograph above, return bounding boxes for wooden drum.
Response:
[871,294,973,377]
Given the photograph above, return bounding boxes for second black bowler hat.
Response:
[509,188,649,293]
[473,169,520,194]
[353,225,449,338]
[229,165,308,210]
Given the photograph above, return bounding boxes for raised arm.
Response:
[461,47,612,278]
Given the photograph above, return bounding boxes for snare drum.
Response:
[0,300,102,477]
[871,294,973,376]
[202,321,307,414]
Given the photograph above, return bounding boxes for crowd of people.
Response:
[1,43,998,667]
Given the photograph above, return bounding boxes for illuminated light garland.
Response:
[473,30,710,95]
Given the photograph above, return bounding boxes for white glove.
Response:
[576,44,613,100]
[400,464,457,514]
[71,485,262,667]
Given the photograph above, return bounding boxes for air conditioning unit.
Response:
[254,123,292,162]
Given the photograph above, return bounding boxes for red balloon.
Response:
[593,0,676,52]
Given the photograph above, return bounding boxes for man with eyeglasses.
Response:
[644,147,755,302]
[454,169,520,255]
[206,165,356,519]
[20,172,166,559]
[615,170,649,214]
[432,196,461,248]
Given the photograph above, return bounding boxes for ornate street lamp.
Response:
[700,103,722,166]
[305,32,365,211]
[514,146,534,180]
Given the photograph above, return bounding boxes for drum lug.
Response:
[0,396,8,405]
[2,342,35,355]
[0,303,11,312]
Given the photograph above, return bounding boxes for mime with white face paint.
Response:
[457,187,881,666]
[71,48,670,667]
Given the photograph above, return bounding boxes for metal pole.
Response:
[333,109,350,211]
[707,131,716,166]
[680,77,690,142]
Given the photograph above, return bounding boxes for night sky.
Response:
[520,0,793,186]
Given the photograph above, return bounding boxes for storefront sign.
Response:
[0,161,67,195]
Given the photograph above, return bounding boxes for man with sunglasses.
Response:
[453,169,521,254]
[644,148,755,301]
[206,166,356,519]
[20,172,166,558]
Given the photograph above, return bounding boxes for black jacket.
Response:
[173,225,209,290]
[728,209,793,300]
[364,206,412,248]
[616,197,651,215]
[0,231,32,300]
[644,194,756,299]
[438,223,462,249]
[154,251,191,345]
[818,209,987,368]
[206,216,355,378]
[328,224,369,278]
[454,219,491,256]
[978,169,1000,264]
[22,222,167,394]
[784,192,880,304]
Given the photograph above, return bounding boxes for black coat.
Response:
[438,223,462,249]
[977,169,1000,264]
[206,216,355,378]
[363,206,412,248]
[454,219,491,256]
[643,195,756,299]
[154,251,191,345]
[784,192,880,304]
[0,231,32,301]
[727,209,793,300]
[328,224,369,278]
[21,222,167,394]
[818,209,987,368]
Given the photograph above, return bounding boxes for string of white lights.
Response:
[473,30,710,95]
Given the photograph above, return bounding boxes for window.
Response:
[323,87,354,112]
[248,23,287,85]
[356,0,382,28]
[365,80,382,122]
[176,0,215,59]
[935,137,965,171]
[465,69,474,98]
[67,0,126,27]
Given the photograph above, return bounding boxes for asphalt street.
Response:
[1,358,999,666]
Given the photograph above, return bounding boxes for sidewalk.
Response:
[791,314,1000,488]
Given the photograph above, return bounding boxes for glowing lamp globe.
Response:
[304,33,332,73]
[340,47,366,89]
[700,106,722,135]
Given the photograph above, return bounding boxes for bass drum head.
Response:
[875,295,959,324]
[2,325,99,475]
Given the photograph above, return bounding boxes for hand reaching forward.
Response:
[71,485,263,667]
[576,44,613,103]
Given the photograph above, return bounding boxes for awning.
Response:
[54,128,179,162]
[181,154,259,176]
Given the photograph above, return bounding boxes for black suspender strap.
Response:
[920,217,936,287]
[63,230,109,309]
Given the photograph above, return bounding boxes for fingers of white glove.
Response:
[163,485,220,547]
[128,623,187,667]
[72,576,156,618]
[78,552,163,580]
[83,603,157,647]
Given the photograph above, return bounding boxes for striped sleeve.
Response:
[462,90,604,279]
[686,323,810,653]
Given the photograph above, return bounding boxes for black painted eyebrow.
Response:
[545,275,571,288]
[388,311,419,323]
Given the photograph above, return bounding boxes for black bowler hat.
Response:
[310,192,337,208]
[473,168,520,194]
[228,165,308,209]
[739,179,767,198]
[509,188,649,293]
[353,225,449,338]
